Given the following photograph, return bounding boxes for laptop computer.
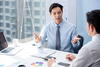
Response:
[0,32,23,55]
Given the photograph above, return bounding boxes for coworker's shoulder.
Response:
[80,41,100,61]
[79,41,93,53]
[77,42,92,56]
[81,41,92,49]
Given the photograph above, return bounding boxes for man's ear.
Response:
[89,24,95,32]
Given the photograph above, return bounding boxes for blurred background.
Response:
[0,0,100,45]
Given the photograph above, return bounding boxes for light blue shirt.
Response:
[40,19,79,53]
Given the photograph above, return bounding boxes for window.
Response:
[26,34,32,37]
[0,1,3,6]
[11,1,16,7]
[34,1,40,7]
[12,32,16,38]
[0,29,3,32]
[0,8,3,13]
[26,26,32,32]
[11,17,16,22]
[34,10,40,15]
[0,0,46,43]
[35,26,40,32]
[6,30,11,35]
[42,10,45,15]
[42,2,45,7]
[26,10,30,16]
[25,1,32,8]
[5,16,10,21]
[0,22,4,27]
[11,9,16,15]
[12,32,17,38]
[6,23,10,28]
[26,18,32,23]
[34,18,40,24]
[5,8,10,13]
[29,1,32,7]
[6,37,11,42]
[12,24,16,30]
[5,1,9,6]
[0,15,3,20]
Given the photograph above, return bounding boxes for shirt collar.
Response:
[92,34,100,42]
[53,19,64,27]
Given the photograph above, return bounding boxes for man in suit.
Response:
[68,9,100,67]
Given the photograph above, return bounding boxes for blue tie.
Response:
[56,25,61,50]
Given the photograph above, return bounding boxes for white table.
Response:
[0,41,76,67]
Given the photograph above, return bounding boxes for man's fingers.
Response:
[75,38,81,40]
[71,37,81,44]
[66,54,75,61]
[48,58,56,67]
[33,32,39,37]
[33,32,41,43]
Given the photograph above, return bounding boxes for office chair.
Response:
[73,35,84,54]
[89,58,100,67]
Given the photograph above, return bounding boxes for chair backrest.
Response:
[89,58,100,67]
[73,35,84,53]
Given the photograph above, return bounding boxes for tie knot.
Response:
[57,25,60,28]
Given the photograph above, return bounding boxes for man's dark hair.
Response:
[49,3,63,13]
[86,10,100,33]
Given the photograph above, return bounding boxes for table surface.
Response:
[0,41,76,67]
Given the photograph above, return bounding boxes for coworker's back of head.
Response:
[86,10,100,34]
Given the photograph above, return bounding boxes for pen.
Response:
[46,51,56,57]
[31,55,48,61]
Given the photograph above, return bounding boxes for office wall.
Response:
[76,0,100,44]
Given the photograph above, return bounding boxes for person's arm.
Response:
[66,53,76,61]
[71,35,80,44]
[39,26,48,45]
[33,26,47,45]
[69,45,92,67]
[33,32,41,43]
[70,26,81,49]
[48,58,56,67]
[47,58,60,67]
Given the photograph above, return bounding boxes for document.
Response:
[0,55,22,66]
[31,48,56,58]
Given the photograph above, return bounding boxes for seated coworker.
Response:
[34,3,81,53]
[48,10,100,67]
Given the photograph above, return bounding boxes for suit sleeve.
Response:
[69,45,92,67]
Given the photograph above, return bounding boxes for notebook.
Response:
[0,32,23,55]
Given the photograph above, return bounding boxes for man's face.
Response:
[50,7,63,24]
